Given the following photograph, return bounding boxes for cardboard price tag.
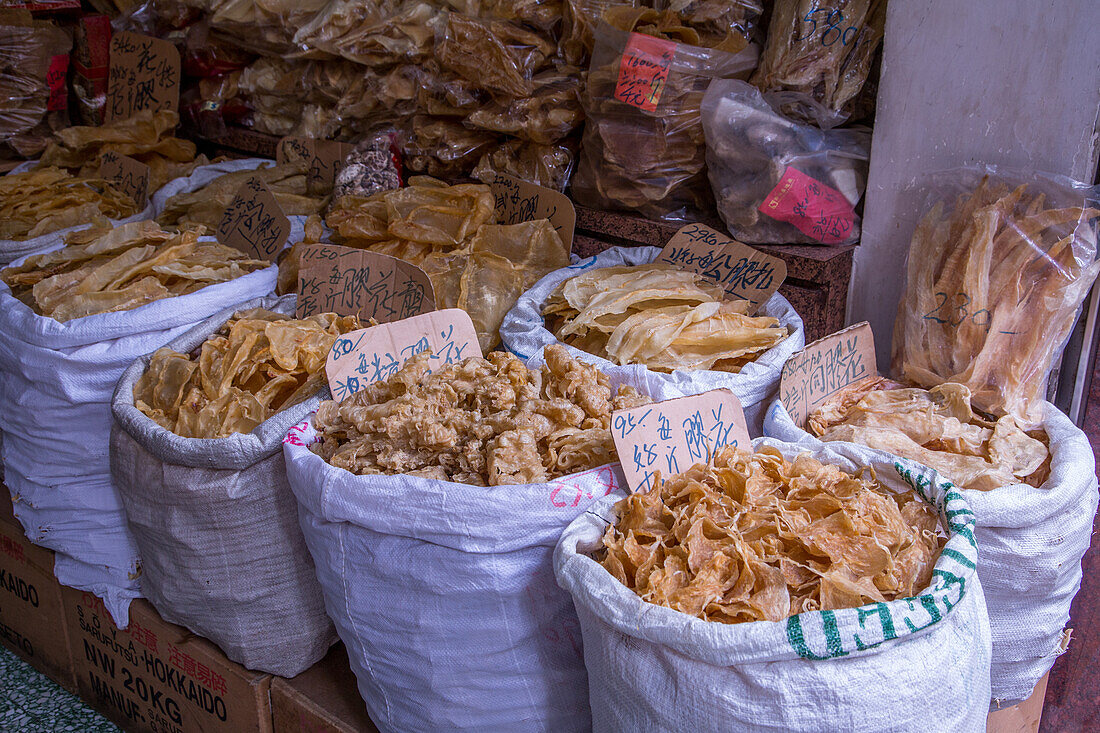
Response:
[296,244,435,322]
[759,166,857,245]
[486,172,575,251]
[106,31,180,122]
[97,151,150,209]
[276,136,354,195]
[215,176,290,261]
[325,309,481,402]
[611,389,750,492]
[779,321,877,428]
[657,223,787,312]
[614,32,676,112]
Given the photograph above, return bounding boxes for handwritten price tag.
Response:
[215,176,290,261]
[106,31,180,123]
[486,172,575,250]
[759,167,857,245]
[325,309,482,402]
[657,223,787,313]
[779,322,877,428]
[611,389,750,492]
[296,244,434,322]
[276,136,354,195]
[97,151,150,209]
[613,32,676,112]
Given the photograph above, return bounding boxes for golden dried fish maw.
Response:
[294,0,442,67]
[437,14,556,98]
[560,0,639,67]
[598,444,944,623]
[891,175,1100,428]
[386,179,496,247]
[402,116,501,179]
[807,377,1050,491]
[50,276,171,322]
[751,0,885,124]
[135,348,201,416]
[311,344,650,485]
[465,74,584,145]
[469,220,569,275]
[472,138,577,191]
[0,167,139,240]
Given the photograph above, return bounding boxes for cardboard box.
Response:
[0,498,75,691]
[271,645,377,733]
[987,672,1048,733]
[63,587,273,733]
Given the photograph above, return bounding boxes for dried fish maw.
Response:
[135,348,201,416]
[386,180,495,246]
[50,276,171,322]
[0,167,139,240]
[437,14,555,98]
[598,444,943,623]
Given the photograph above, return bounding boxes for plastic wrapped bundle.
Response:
[208,0,330,57]
[465,72,584,144]
[294,0,443,67]
[473,138,576,191]
[401,116,501,179]
[0,11,71,158]
[572,8,758,221]
[701,79,869,244]
[436,12,557,98]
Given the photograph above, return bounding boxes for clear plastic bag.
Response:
[401,115,501,179]
[891,167,1100,429]
[751,0,885,127]
[472,137,576,191]
[436,12,557,98]
[0,11,71,158]
[465,71,583,144]
[701,79,869,244]
[571,9,758,221]
[293,0,443,67]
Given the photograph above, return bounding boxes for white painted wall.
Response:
[851,0,1100,371]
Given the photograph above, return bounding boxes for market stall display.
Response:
[284,342,655,731]
[0,166,138,241]
[555,439,991,731]
[109,295,348,676]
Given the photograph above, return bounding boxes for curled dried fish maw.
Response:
[598,444,944,623]
[135,348,201,416]
[0,167,139,240]
[386,179,495,246]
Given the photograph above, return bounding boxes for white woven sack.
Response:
[554,438,992,732]
[499,245,805,434]
[152,158,315,246]
[0,253,276,625]
[763,399,1097,706]
[283,377,655,733]
[109,294,337,676]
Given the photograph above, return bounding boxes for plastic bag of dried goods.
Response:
[499,245,805,434]
[751,0,885,127]
[571,9,758,221]
[555,437,992,732]
[472,138,576,192]
[0,12,71,159]
[764,396,1097,706]
[701,79,870,245]
[891,167,1100,430]
[284,358,653,732]
[0,238,276,625]
[109,294,337,676]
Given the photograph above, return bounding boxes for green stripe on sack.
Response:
[939,546,976,570]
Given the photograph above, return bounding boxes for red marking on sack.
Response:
[548,466,618,508]
[758,166,856,244]
[283,419,316,446]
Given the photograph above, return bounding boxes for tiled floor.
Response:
[0,647,117,732]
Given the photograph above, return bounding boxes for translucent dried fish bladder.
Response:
[807,376,1051,492]
[325,176,570,350]
[0,166,138,240]
[310,344,651,485]
[135,308,362,438]
[1,220,270,321]
[891,170,1100,429]
[597,443,945,622]
[543,263,788,371]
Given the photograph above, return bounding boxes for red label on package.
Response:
[758,167,856,245]
[46,54,69,111]
[613,33,676,112]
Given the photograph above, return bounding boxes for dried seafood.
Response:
[891,176,1100,428]
[543,263,788,371]
[1,220,270,321]
[809,376,1051,492]
[472,138,576,192]
[311,344,651,485]
[156,161,327,231]
[325,176,570,350]
[135,308,362,438]
[598,444,945,622]
[0,167,138,241]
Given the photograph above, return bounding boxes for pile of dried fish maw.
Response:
[598,444,945,623]
[751,0,885,124]
[572,7,757,220]
[156,160,326,231]
[544,263,788,371]
[325,176,570,350]
[1,220,270,321]
[311,344,651,485]
[39,109,206,191]
[0,167,138,241]
[808,376,1050,492]
[892,177,1100,429]
[135,309,362,439]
